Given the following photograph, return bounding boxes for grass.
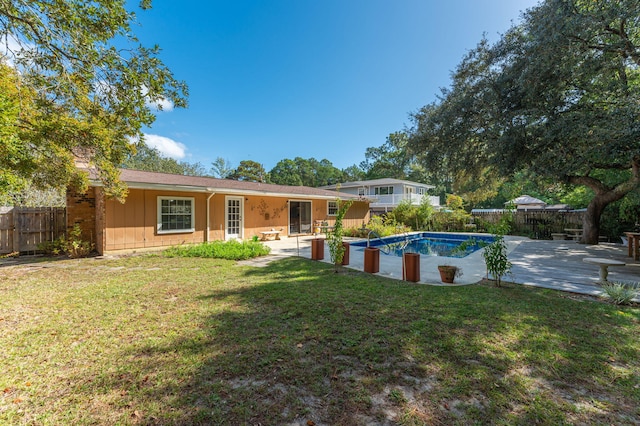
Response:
[1,255,639,425]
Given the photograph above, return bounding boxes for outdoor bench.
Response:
[582,257,625,283]
[259,230,281,241]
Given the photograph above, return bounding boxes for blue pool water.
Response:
[351,233,495,258]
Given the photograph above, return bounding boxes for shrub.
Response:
[365,215,410,237]
[388,197,434,231]
[38,224,94,258]
[430,210,473,232]
[39,237,66,256]
[163,240,271,260]
[343,227,368,238]
[482,237,511,286]
[600,282,639,305]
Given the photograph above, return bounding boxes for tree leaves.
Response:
[0,0,187,198]
[408,0,640,243]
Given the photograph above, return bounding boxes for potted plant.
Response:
[437,264,462,284]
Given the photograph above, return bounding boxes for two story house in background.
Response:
[321,178,440,214]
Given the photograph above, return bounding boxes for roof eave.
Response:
[90,180,363,201]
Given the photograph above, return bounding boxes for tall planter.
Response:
[340,242,350,265]
[311,238,324,260]
[402,252,420,282]
[364,247,380,273]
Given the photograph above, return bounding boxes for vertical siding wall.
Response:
[104,189,208,251]
[98,188,371,253]
[321,201,370,230]
[94,187,106,255]
[241,196,289,239]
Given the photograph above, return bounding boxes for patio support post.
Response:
[205,191,215,242]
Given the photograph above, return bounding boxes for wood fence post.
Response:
[12,207,20,253]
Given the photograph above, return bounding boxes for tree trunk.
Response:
[581,198,607,244]
[572,156,640,245]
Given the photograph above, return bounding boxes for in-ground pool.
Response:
[351,232,496,258]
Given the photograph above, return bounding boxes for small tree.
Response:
[388,199,416,229]
[482,206,513,287]
[416,196,434,230]
[389,197,434,231]
[446,194,464,211]
[327,199,353,271]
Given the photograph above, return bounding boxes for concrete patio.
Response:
[258,234,640,301]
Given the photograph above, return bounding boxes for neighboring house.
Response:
[507,195,546,209]
[321,178,440,213]
[67,169,370,254]
[507,195,572,211]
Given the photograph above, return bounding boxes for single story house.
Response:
[321,178,440,213]
[508,195,546,209]
[67,168,370,254]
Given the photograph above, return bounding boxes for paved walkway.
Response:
[256,235,640,301]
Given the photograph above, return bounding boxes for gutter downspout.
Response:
[206,192,215,242]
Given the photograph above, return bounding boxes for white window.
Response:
[417,187,425,195]
[358,187,366,196]
[374,186,394,195]
[328,200,338,216]
[157,196,195,234]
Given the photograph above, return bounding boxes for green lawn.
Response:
[1,255,638,425]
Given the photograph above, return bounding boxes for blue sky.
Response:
[134,0,541,172]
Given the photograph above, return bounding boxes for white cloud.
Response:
[141,85,174,112]
[143,134,187,159]
[150,97,174,111]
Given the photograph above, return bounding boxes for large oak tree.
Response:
[0,0,187,200]
[409,0,640,244]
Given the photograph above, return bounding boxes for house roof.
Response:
[90,169,363,200]
[321,178,434,190]
[507,195,546,205]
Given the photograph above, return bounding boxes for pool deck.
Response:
[259,234,640,301]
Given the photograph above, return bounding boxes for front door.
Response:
[289,201,312,234]
[225,196,243,240]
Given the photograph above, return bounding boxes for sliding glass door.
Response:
[289,201,312,234]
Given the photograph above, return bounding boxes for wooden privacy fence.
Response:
[472,210,585,240]
[0,207,66,254]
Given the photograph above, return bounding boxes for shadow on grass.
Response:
[91,257,640,425]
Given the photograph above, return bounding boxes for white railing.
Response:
[370,194,440,208]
